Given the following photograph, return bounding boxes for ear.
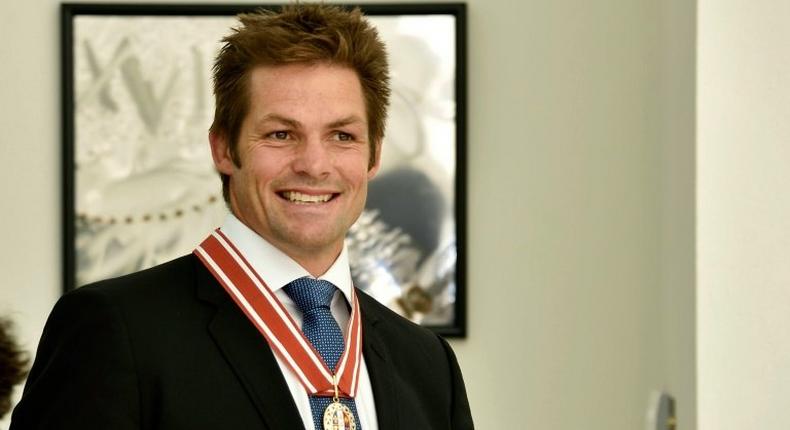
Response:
[209,131,236,175]
[367,140,383,180]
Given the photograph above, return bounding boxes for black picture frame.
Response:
[61,3,467,337]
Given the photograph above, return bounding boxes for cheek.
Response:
[245,155,283,186]
[339,151,374,180]
[232,165,273,207]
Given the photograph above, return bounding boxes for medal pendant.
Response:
[323,401,357,430]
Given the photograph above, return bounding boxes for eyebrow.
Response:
[327,115,366,129]
[257,114,301,129]
[256,114,366,130]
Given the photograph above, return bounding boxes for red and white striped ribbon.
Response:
[194,229,362,397]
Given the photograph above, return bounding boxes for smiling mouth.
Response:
[279,191,337,204]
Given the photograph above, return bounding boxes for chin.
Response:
[274,224,346,252]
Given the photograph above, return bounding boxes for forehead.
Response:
[246,63,366,122]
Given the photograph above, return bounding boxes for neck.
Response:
[280,244,342,278]
[229,207,344,278]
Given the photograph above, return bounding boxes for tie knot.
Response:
[283,277,337,313]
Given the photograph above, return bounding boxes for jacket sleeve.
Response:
[438,336,475,429]
[10,286,141,430]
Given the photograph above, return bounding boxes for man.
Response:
[11,4,473,429]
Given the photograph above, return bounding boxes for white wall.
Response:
[0,1,695,429]
[657,0,697,427]
[455,0,695,428]
[0,1,63,428]
[698,1,790,429]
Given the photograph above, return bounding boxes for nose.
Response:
[291,135,331,179]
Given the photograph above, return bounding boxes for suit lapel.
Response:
[359,292,401,430]
[193,256,401,430]
[195,259,305,430]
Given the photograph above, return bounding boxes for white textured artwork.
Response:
[72,13,458,327]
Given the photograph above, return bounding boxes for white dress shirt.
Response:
[221,214,379,430]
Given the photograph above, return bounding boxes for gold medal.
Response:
[323,401,356,430]
[322,374,357,430]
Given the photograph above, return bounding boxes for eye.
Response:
[267,130,290,140]
[333,131,354,141]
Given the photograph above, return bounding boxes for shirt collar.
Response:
[219,213,354,304]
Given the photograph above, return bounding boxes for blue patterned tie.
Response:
[284,277,362,430]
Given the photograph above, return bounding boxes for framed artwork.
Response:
[62,3,467,336]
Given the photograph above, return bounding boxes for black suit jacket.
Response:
[11,254,473,429]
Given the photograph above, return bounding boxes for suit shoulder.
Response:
[73,254,201,303]
[355,288,441,344]
[47,253,215,358]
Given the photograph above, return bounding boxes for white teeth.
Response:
[282,191,333,204]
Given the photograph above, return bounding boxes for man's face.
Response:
[210,63,380,269]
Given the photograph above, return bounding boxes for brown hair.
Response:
[210,4,391,203]
[0,317,29,419]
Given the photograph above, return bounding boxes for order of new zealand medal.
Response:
[323,401,356,430]
[323,375,357,430]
